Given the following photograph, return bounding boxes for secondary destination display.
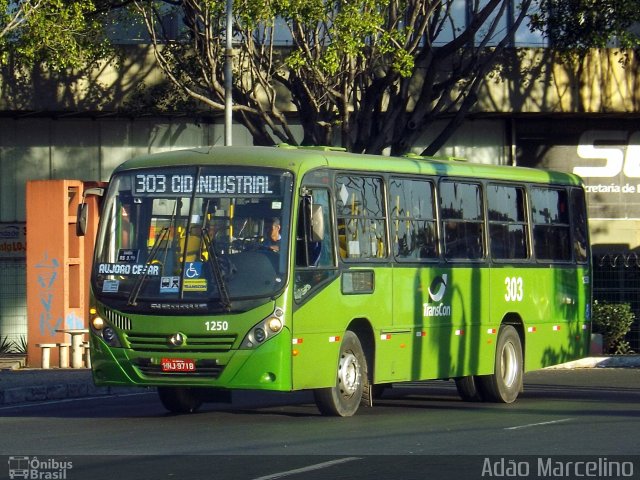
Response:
[133,172,279,196]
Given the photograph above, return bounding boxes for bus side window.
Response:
[571,188,589,263]
[487,184,529,261]
[335,175,387,260]
[531,187,572,262]
[389,177,438,260]
[440,180,485,260]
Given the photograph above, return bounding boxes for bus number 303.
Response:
[505,277,524,302]
[205,321,229,331]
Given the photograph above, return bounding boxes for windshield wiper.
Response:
[201,229,232,312]
[128,226,170,306]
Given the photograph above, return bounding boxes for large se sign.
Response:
[574,130,640,178]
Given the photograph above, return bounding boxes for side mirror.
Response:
[76,203,88,237]
[75,187,104,237]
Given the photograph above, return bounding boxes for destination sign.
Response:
[98,263,160,276]
[133,173,278,196]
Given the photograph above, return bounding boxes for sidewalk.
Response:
[0,361,146,406]
[0,355,639,407]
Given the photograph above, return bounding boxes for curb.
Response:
[0,383,144,406]
[546,355,640,369]
[0,369,149,406]
[0,384,149,406]
[0,357,26,370]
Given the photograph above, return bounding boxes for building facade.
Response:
[1,45,640,350]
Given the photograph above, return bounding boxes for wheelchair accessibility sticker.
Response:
[184,262,203,279]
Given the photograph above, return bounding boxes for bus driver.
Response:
[264,217,281,252]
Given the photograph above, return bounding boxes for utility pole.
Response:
[224,0,233,146]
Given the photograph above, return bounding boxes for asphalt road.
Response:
[0,368,638,480]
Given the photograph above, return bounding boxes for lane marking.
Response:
[505,418,572,430]
[251,457,362,480]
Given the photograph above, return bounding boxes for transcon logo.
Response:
[428,274,448,302]
[423,274,451,317]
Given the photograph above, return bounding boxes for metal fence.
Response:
[0,259,27,346]
[593,253,640,352]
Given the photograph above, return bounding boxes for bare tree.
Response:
[128,0,535,154]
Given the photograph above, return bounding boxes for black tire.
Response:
[455,375,485,402]
[314,331,367,417]
[157,387,203,414]
[478,325,523,403]
[372,383,390,399]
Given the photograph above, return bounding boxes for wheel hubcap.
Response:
[338,352,360,397]
[501,341,518,388]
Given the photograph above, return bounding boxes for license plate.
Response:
[161,358,196,372]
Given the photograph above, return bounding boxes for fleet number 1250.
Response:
[205,320,229,331]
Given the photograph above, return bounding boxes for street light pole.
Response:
[224,0,233,146]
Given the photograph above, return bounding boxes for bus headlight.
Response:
[240,308,285,349]
[91,316,105,330]
[268,317,283,333]
[89,309,122,347]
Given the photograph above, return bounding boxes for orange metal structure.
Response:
[26,180,103,368]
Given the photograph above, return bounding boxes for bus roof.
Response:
[113,145,583,187]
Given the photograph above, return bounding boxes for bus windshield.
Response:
[92,166,293,311]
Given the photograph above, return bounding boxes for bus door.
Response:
[292,174,393,389]
[291,186,341,390]
[388,177,442,381]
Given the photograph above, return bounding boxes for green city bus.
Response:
[81,145,591,416]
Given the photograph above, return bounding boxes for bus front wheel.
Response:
[157,386,203,414]
[478,325,523,403]
[314,331,368,417]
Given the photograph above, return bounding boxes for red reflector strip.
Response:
[528,327,537,333]
[416,331,427,337]
[329,336,340,343]
[292,338,303,344]
[553,325,561,331]
[487,328,497,334]
[380,334,391,340]
[455,329,464,336]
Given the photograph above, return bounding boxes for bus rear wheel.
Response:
[478,325,523,403]
[314,331,367,417]
[455,375,485,402]
[157,386,203,414]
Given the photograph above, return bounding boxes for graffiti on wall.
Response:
[35,252,62,336]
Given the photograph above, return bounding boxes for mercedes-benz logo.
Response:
[168,332,185,347]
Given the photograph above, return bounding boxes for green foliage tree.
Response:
[530,0,640,52]
[10,1,638,153]
[127,0,535,154]
[0,0,106,70]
